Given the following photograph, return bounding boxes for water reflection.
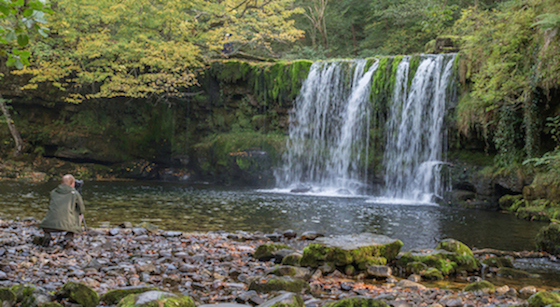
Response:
[0,181,547,252]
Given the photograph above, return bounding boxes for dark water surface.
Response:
[0,181,547,252]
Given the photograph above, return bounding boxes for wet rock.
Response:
[527,291,560,307]
[300,232,324,241]
[421,268,444,280]
[407,274,421,282]
[436,239,474,257]
[117,290,194,307]
[254,244,291,261]
[367,265,392,278]
[56,282,99,307]
[0,271,7,280]
[283,230,297,239]
[520,286,538,299]
[248,276,310,294]
[101,286,160,305]
[327,296,389,307]
[482,256,514,268]
[162,231,183,237]
[0,288,16,307]
[439,295,463,307]
[259,292,304,307]
[396,280,426,291]
[132,228,148,236]
[120,222,133,228]
[265,233,282,242]
[463,280,495,293]
[281,253,303,266]
[267,266,311,280]
[397,249,479,275]
[497,267,540,278]
[236,290,263,305]
[300,233,403,270]
[109,228,121,236]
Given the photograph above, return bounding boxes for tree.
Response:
[15,0,304,103]
[0,0,51,157]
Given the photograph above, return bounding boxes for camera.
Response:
[75,179,84,193]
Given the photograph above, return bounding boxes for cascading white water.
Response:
[383,54,456,203]
[275,59,379,195]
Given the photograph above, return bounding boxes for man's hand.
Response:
[79,214,84,223]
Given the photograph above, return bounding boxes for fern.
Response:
[532,13,560,30]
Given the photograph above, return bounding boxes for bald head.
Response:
[61,174,75,187]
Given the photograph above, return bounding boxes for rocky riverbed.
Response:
[0,218,557,307]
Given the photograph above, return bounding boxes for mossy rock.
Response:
[499,194,523,210]
[281,253,302,266]
[528,291,560,307]
[10,285,34,302]
[41,303,63,307]
[101,287,160,305]
[0,288,16,306]
[259,292,304,307]
[482,256,513,268]
[254,243,291,261]
[56,282,99,307]
[535,223,560,255]
[397,249,479,275]
[267,266,310,280]
[497,267,540,278]
[436,239,474,257]
[117,291,195,307]
[421,268,444,280]
[248,276,310,293]
[326,296,389,307]
[463,280,495,293]
[406,262,428,274]
[300,233,402,270]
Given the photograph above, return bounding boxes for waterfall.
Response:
[382,54,456,203]
[275,59,379,195]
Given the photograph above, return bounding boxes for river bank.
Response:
[0,218,558,307]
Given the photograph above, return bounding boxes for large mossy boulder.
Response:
[300,233,403,270]
[117,291,195,307]
[101,286,160,305]
[326,296,389,307]
[463,280,495,293]
[528,291,560,307]
[397,249,479,276]
[55,282,99,307]
[436,239,474,257]
[535,223,560,255]
[482,256,514,268]
[248,276,310,293]
[497,267,540,278]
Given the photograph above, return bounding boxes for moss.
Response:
[41,303,64,307]
[0,288,16,305]
[248,276,310,293]
[254,243,291,261]
[421,268,444,280]
[56,282,99,307]
[117,292,195,307]
[9,285,34,303]
[536,223,560,254]
[406,262,428,274]
[528,291,560,307]
[499,194,524,210]
[463,280,496,293]
[397,249,479,275]
[101,287,160,305]
[281,254,302,266]
[326,297,389,307]
[436,239,474,257]
[482,256,514,268]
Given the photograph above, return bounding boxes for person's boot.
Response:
[42,233,52,247]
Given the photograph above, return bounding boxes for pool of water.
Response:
[0,180,547,252]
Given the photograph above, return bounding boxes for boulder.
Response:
[254,244,292,261]
[397,249,479,276]
[258,292,304,307]
[100,286,160,305]
[463,280,495,293]
[56,282,99,307]
[117,291,195,307]
[535,223,560,255]
[11,285,53,307]
[267,266,311,280]
[421,268,444,280]
[482,256,513,268]
[366,265,392,278]
[396,280,426,291]
[326,296,389,307]
[0,288,16,307]
[281,253,302,266]
[497,267,540,278]
[436,239,474,257]
[248,276,310,293]
[300,233,403,270]
[527,291,560,307]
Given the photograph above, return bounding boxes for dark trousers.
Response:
[42,228,74,246]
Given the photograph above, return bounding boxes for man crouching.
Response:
[39,174,85,248]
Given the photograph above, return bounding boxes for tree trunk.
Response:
[0,95,24,157]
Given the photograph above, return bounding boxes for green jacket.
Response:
[39,184,85,233]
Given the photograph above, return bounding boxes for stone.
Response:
[162,231,183,237]
[396,280,426,291]
[407,274,421,282]
[117,291,194,307]
[101,286,160,305]
[201,304,251,307]
[248,276,310,294]
[436,239,474,257]
[397,249,479,275]
[326,296,389,307]
[120,222,133,228]
[300,233,403,269]
[254,244,291,261]
[56,282,99,307]
[439,295,463,307]
[281,253,303,266]
[527,291,560,307]
[463,280,495,293]
[109,228,121,236]
[283,230,297,239]
[421,268,444,280]
[482,256,514,268]
[497,267,539,278]
[267,266,311,280]
[300,232,324,240]
[0,271,7,280]
[367,265,392,278]
[259,292,304,307]
[519,286,538,299]
[0,288,16,307]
